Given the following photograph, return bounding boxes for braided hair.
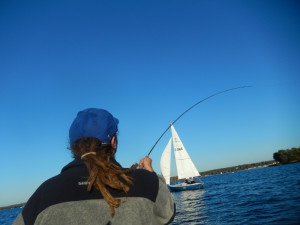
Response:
[70,137,137,216]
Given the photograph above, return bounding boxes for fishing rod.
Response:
[147,85,252,156]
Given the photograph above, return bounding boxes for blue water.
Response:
[1,163,300,225]
[171,163,300,225]
[0,207,22,225]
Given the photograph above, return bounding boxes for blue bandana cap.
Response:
[69,108,119,145]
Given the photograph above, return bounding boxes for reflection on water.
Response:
[171,189,207,225]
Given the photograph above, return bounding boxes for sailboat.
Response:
[160,124,204,191]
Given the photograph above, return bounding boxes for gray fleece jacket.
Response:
[13,158,175,225]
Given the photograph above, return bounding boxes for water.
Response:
[1,163,300,225]
[171,163,300,225]
[0,207,22,225]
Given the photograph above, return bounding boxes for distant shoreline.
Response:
[170,160,278,182]
[0,203,25,210]
[201,160,279,176]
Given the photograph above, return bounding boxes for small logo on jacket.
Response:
[78,181,89,186]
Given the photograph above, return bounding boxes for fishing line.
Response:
[147,85,252,156]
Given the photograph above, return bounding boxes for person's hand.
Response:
[139,156,154,172]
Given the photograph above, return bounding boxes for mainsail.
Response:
[160,138,172,185]
[170,125,200,180]
[160,124,203,191]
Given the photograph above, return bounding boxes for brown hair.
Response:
[70,137,137,216]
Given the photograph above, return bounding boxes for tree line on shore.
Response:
[0,203,25,210]
[169,160,277,181]
[196,146,300,178]
[200,160,278,177]
[273,146,300,164]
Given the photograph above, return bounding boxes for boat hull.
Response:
[168,182,204,192]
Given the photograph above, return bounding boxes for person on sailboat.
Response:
[188,179,195,184]
[184,178,195,184]
[13,108,175,225]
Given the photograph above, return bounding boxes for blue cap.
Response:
[69,108,119,145]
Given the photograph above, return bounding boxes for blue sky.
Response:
[0,0,299,206]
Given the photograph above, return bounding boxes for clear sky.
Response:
[0,0,299,207]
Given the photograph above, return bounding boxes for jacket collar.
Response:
[61,157,123,173]
[61,158,84,173]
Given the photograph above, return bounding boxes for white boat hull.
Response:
[168,182,204,192]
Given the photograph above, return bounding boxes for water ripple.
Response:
[171,163,300,225]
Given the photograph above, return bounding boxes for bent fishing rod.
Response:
[147,85,252,156]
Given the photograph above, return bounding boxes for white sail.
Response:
[171,124,200,180]
[160,138,172,185]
